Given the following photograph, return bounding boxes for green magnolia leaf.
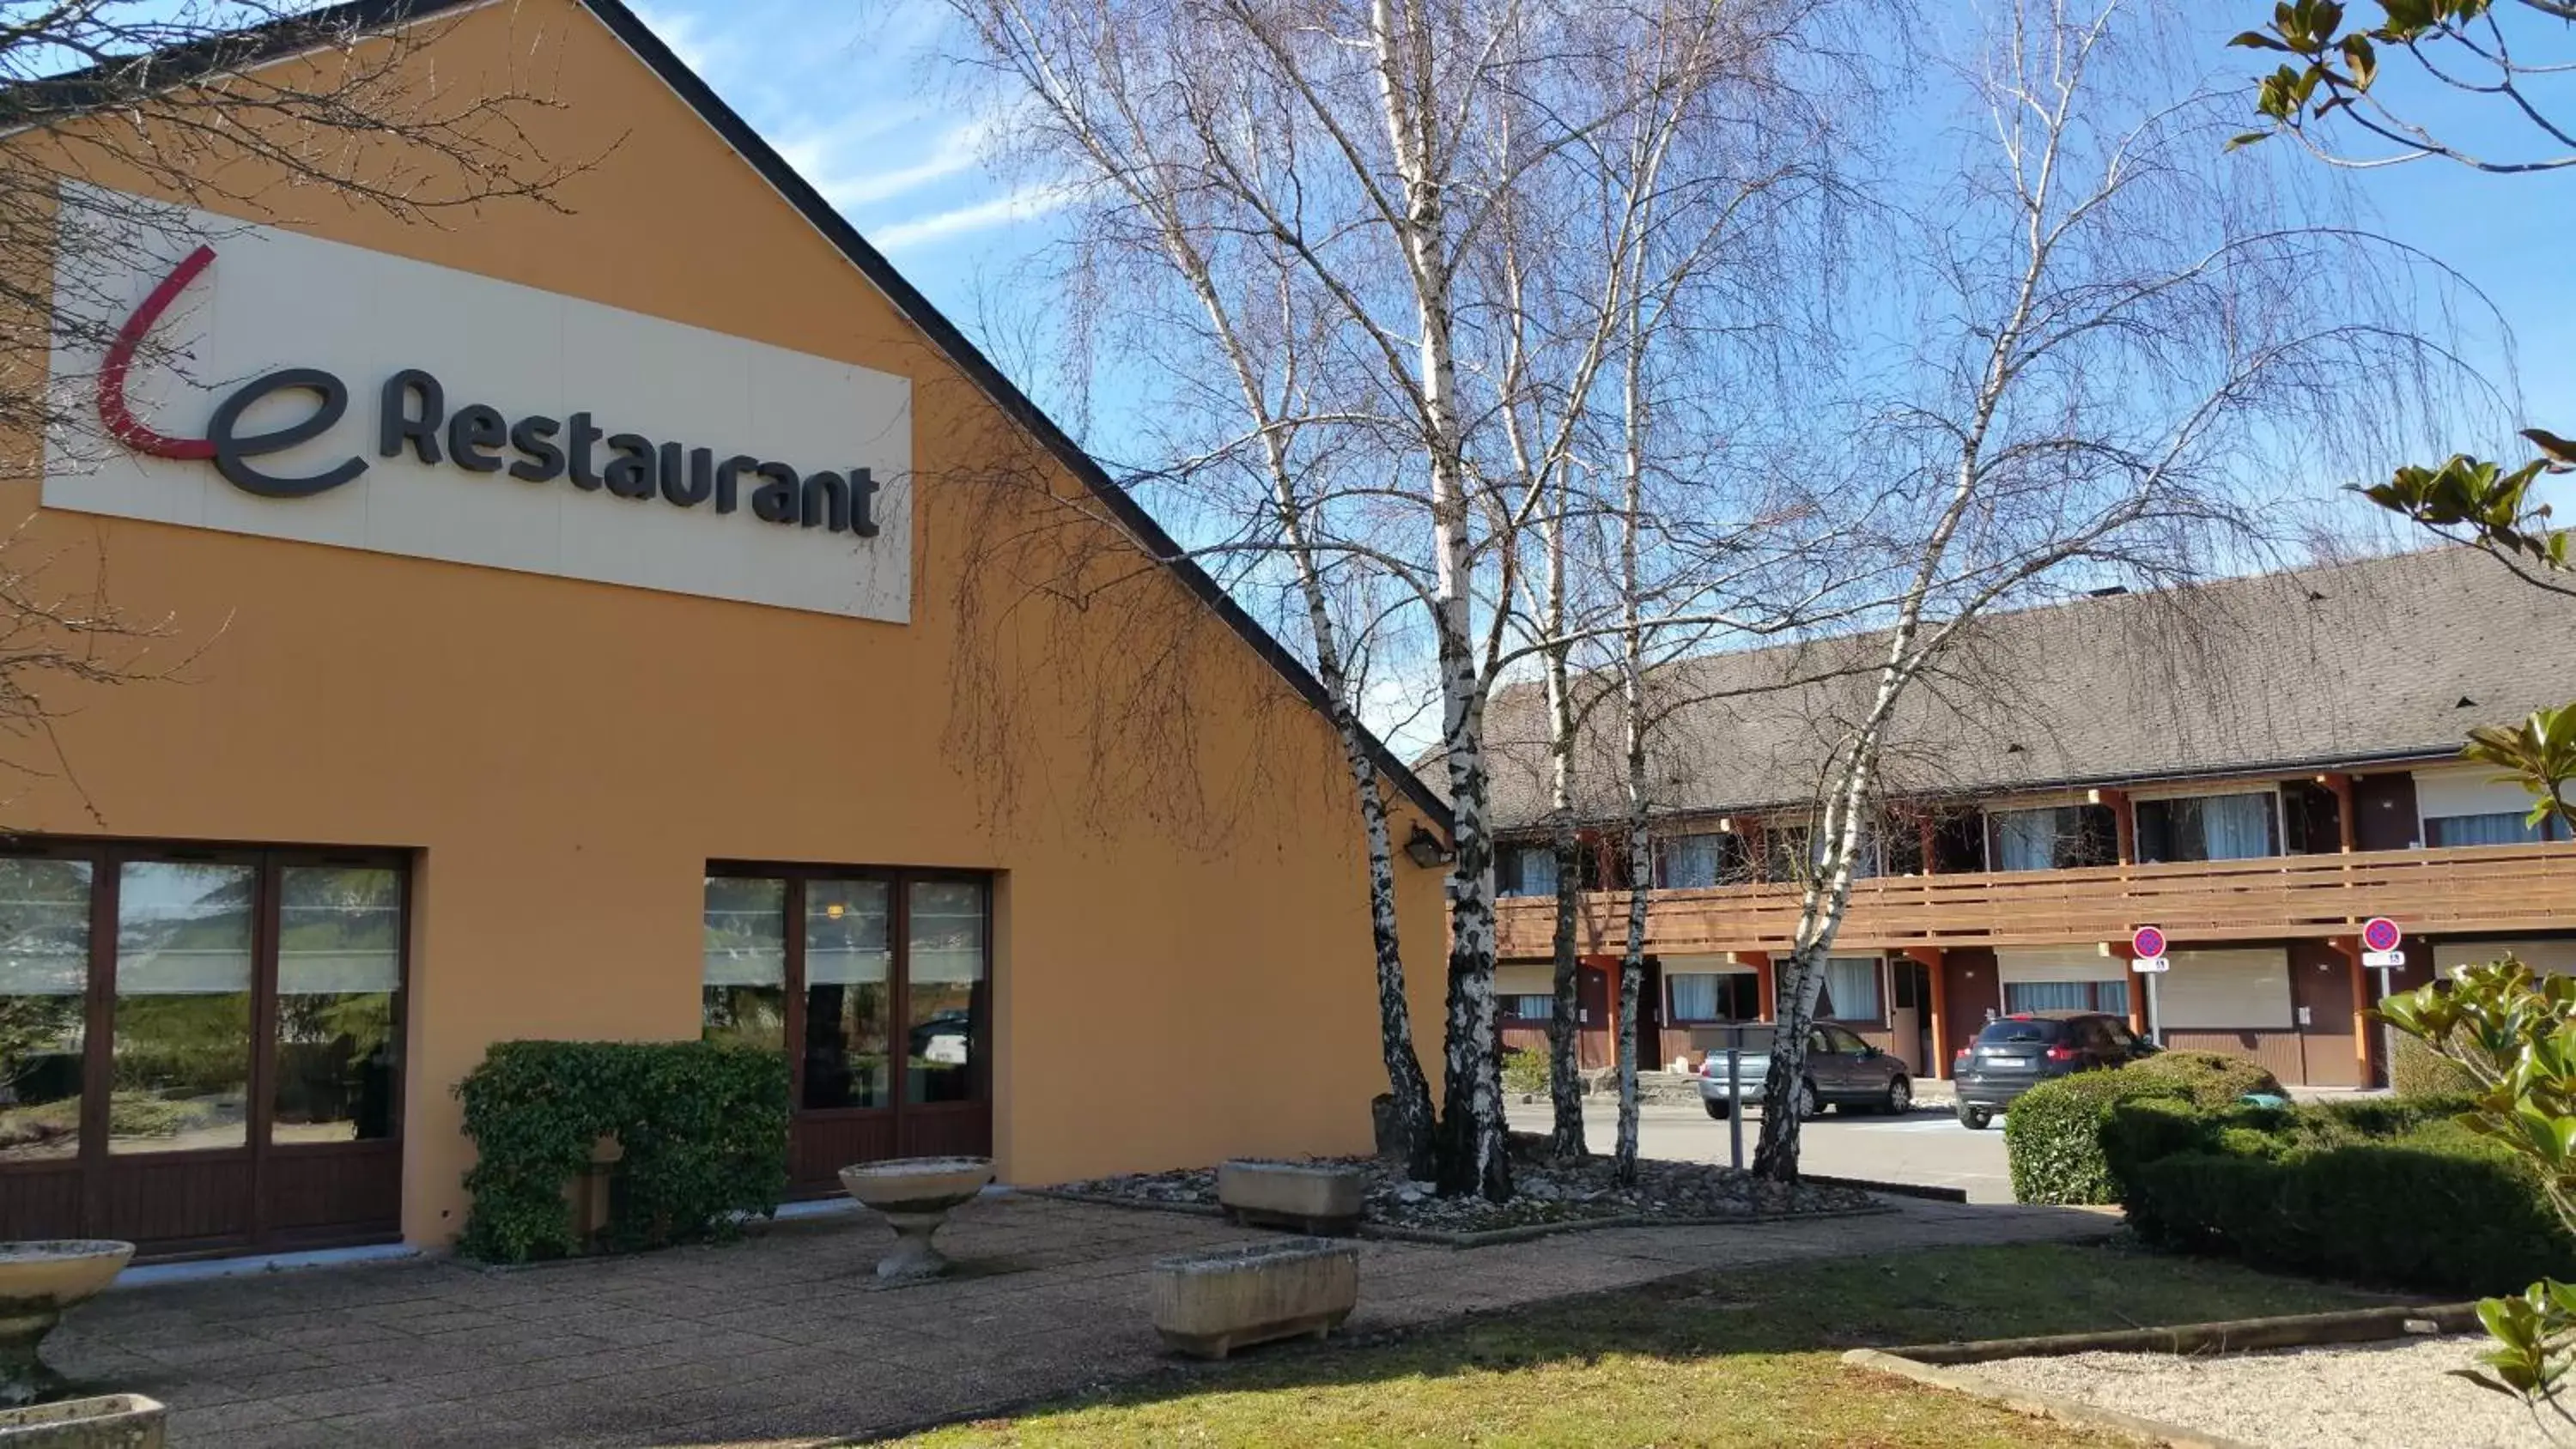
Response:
[2341,33,2377,88]
[2524,428,2576,473]
[2226,130,2275,151]
[2231,29,2291,50]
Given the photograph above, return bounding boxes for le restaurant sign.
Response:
[48,187,914,621]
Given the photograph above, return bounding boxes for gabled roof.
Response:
[1482,546,2576,831]
[86,0,1448,828]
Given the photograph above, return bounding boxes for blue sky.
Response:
[633,0,2575,472]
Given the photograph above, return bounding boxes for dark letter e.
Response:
[206,368,368,498]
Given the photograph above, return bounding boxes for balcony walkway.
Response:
[1498,840,2576,956]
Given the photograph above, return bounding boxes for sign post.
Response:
[2360,917,2404,1086]
[2130,925,2170,1045]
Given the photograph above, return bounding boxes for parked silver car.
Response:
[1696,1023,1913,1119]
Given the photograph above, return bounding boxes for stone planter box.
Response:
[1151,1239,1358,1360]
[1217,1161,1366,1235]
[0,1395,166,1448]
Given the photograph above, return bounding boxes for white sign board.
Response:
[2362,949,2405,969]
[45,185,914,620]
[2131,955,2170,974]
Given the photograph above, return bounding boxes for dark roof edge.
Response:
[83,0,1449,832]
[1506,743,2473,837]
[570,0,1452,831]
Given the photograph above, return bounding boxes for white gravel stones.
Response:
[1057,1149,1870,1234]
[1977,1337,2558,1449]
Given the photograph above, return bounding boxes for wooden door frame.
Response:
[705,861,996,1183]
[0,836,410,1253]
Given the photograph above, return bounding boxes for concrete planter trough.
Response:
[1217,1161,1366,1235]
[0,1396,165,1447]
[1151,1238,1358,1360]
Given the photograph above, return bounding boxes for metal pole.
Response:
[1727,1046,1744,1171]
[2144,970,2162,1046]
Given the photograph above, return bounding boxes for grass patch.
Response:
[885,1241,2393,1447]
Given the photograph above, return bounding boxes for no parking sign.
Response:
[2362,917,2403,969]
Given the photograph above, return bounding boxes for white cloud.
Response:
[628,2,731,78]
[781,119,987,213]
[868,181,1072,251]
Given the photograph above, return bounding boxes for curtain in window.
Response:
[2005,980,2091,1013]
[1992,809,2057,871]
[2429,811,2545,847]
[1668,973,1721,1021]
[1661,835,1720,890]
[1515,846,1558,899]
[2099,979,2129,1016]
[2197,793,2275,860]
[1508,994,1555,1020]
[1820,957,1881,1021]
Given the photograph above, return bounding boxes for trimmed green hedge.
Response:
[2391,1033,2480,1096]
[2004,1052,2284,1205]
[2105,1097,2576,1295]
[1503,1047,1549,1095]
[455,1040,790,1264]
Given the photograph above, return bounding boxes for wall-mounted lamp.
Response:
[1404,824,1455,869]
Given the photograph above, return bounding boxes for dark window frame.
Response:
[0,836,410,1182]
[702,861,995,1120]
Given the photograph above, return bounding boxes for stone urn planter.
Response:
[1217,1160,1366,1235]
[838,1156,994,1282]
[1151,1238,1358,1360]
[0,1394,165,1447]
[0,1243,133,1409]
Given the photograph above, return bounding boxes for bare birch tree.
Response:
[942,0,1857,1197]
[1748,0,2448,1179]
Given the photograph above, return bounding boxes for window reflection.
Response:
[0,859,92,1161]
[112,862,254,1154]
[907,880,986,1105]
[702,877,787,1052]
[272,867,401,1143]
[803,881,890,1109]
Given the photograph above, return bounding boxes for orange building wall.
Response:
[4,0,1450,1246]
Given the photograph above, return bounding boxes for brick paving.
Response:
[51,1194,2117,1446]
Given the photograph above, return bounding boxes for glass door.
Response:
[702,867,993,1190]
[0,842,406,1255]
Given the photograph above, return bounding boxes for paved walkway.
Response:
[53,1194,2116,1447]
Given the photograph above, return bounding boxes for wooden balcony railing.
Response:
[1492,840,2576,957]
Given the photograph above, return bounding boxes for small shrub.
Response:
[456,1040,789,1264]
[2117,1116,2576,1295]
[2004,1070,2189,1204]
[2391,1033,2480,1096]
[2123,1049,2284,1106]
[1502,1047,1549,1095]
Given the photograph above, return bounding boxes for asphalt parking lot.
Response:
[1509,1095,2016,1203]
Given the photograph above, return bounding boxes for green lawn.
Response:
[887,1242,2396,1448]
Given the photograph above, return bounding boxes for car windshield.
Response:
[1977,1018,2062,1045]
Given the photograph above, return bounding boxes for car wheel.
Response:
[1885,1075,1911,1115]
[1702,1098,1731,1121]
[1957,1103,1992,1131]
[1796,1079,1821,1121]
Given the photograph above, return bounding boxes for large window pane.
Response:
[907,880,987,1105]
[112,862,253,1153]
[273,867,402,1144]
[1820,956,1882,1022]
[702,877,787,1052]
[0,859,92,1161]
[804,880,891,1109]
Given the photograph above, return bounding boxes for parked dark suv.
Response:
[1952,1011,2155,1129]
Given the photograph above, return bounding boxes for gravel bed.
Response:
[1976,1336,2559,1449]
[1050,1138,1871,1234]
